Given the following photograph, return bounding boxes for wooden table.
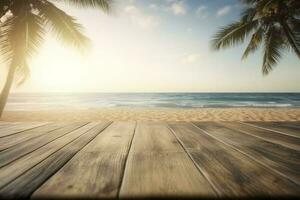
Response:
[0,121,299,199]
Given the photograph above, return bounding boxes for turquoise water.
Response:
[5,93,300,111]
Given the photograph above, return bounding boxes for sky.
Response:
[4,0,300,93]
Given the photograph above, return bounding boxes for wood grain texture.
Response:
[0,121,298,198]
[0,122,48,137]
[0,122,22,129]
[246,122,300,138]
[0,122,101,189]
[33,122,135,199]
[0,122,111,199]
[169,122,300,197]
[119,122,216,198]
[0,123,66,151]
[222,122,300,150]
[0,122,87,167]
[195,122,300,184]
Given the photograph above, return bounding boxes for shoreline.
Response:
[1,107,300,122]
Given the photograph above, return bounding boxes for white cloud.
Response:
[195,6,207,19]
[168,1,187,16]
[124,5,160,29]
[124,5,139,14]
[149,4,158,10]
[216,5,231,17]
[183,53,202,64]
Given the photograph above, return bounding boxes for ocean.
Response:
[5,93,300,111]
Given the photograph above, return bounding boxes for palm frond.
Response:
[289,17,300,46]
[35,0,90,52]
[0,16,14,64]
[280,19,300,58]
[213,0,299,75]
[11,12,44,59]
[241,7,257,22]
[240,0,275,6]
[240,0,258,5]
[15,60,30,86]
[0,0,9,8]
[0,0,11,17]
[262,26,283,75]
[6,8,45,83]
[242,26,264,59]
[211,20,259,50]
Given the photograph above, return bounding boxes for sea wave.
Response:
[4,93,300,111]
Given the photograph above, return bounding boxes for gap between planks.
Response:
[0,122,49,138]
[191,122,300,187]
[117,122,137,198]
[0,122,89,167]
[0,122,112,198]
[222,122,300,151]
[240,121,300,139]
[167,123,221,196]
[119,122,216,198]
[32,122,135,199]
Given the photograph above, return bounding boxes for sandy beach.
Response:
[1,107,300,122]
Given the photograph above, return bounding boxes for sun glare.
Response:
[11,1,300,94]
[29,38,87,92]
[38,63,83,91]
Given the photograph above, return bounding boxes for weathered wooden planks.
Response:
[0,123,67,151]
[169,122,300,197]
[0,122,105,189]
[246,122,300,138]
[119,122,216,198]
[194,122,300,185]
[0,121,299,198]
[0,122,48,137]
[0,122,87,167]
[0,122,111,199]
[0,122,22,129]
[222,122,300,150]
[32,122,136,199]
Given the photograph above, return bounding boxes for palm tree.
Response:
[212,0,300,75]
[0,0,111,116]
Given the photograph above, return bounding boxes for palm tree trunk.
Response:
[0,66,16,117]
[280,20,300,59]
